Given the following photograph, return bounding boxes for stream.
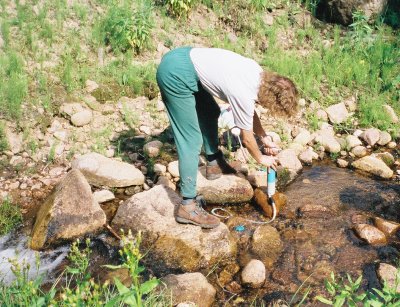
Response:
[1,162,399,305]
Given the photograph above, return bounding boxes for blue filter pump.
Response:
[267,169,276,198]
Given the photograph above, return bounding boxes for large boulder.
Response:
[72,153,145,187]
[316,0,388,25]
[31,169,106,250]
[162,273,216,307]
[352,155,393,179]
[197,168,254,204]
[112,185,236,271]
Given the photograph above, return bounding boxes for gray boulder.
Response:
[31,169,106,250]
[112,185,236,271]
[72,152,144,187]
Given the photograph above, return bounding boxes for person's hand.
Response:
[259,155,278,171]
[261,136,281,156]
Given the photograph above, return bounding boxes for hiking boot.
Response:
[175,197,220,229]
[206,158,240,180]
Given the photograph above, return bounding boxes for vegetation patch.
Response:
[0,199,22,236]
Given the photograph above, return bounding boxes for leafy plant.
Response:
[165,0,194,19]
[0,198,22,236]
[102,2,153,53]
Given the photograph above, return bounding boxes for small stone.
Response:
[298,98,306,107]
[293,130,312,146]
[241,259,266,288]
[326,102,349,124]
[71,110,92,127]
[360,128,380,146]
[299,148,318,165]
[316,109,328,121]
[373,217,400,236]
[156,175,176,190]
[154,163,167,174]
[139,125,151,135]
[343,96,357,112]
[85,80,99,93]
[337,159,349,168]
[9,182,20,189]
[53,130,68,141]
[353,129,363,138]
[388,141,396,149]
[376,263,400,293]
[168,160,180,178]
[93,189,115,203]
[49,167,64,177]
[264,14,274,26]
[345,135,362,149]
[353,224,387,245]
[143,140,163,158]
[383,105,398,123]
[351,145,367,158]
[378,131,391,146]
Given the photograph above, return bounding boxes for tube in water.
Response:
[267,169,276,197]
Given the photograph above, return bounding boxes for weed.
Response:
[101,2,154,53]
[0,198,22,236]
[165,0,194,19]
[0,121,8,153]
[48,143,57,164]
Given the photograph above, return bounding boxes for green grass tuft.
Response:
[0,199,22,236]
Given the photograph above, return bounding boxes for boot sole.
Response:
[175,216,219,229]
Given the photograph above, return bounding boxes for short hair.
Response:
[257,71,299,117]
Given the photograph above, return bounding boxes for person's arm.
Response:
[241,129,277,169]
[253,111,281,155]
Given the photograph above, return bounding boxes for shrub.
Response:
[102,2,153,53]
[0,199,22,236]
[165,0,194,19]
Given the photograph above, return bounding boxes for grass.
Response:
[0,121,8,152]
[0,199,22,236]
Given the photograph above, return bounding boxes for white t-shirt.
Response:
[190,48,262,130]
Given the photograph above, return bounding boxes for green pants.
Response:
[156,47,220,198]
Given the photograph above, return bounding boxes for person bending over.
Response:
[156,47,298,229]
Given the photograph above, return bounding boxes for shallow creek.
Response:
[1,162,400,305]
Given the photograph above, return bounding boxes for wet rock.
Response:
[293,130,312,146]
[112,185,236,271]
[71,109,92,127]
[218,263,240,286]
[337,158,349,168]
[378,131,391,146]
[352,155,393,179]
[197,167,253,204]
[326,102,349,124]
[254,189,287,218]
[31,169,106,250]
[241,259,266,288]
[353,224,387,246]
[351,145,368,158]
[377,263,400,293]
[72,152,145,187]
[93,189,115,203]
[360,128,380,146]
[251,225,283,266]
[277,149,302,173]
[345,135,362,149]
[143,140,163,158]
[315,130,341,153]
[225,281,242,293]
[373,217,400,236]
[298,204,331,218]
[383,105,398,123]
[168,160,180,178]
[299,148,318,165]
[162,273,216,307]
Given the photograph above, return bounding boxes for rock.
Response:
[326,102,349,124]
[375,152,395,166]
[383,105,398,123]
[49,166,64,177]
[315,131,341,153]
[60,102,85,117]
[143,140,163,158]
[197,168,254,204]
[218,263,240,286]
[265,131,281,144]
[337,158,349,168]
[351,145,368,158]
[316,0,388,25]
[343,96,357,112]
[168,160,180,178]
[376,263,400,293]
[156,175,176,190]
[5,127,23,154]
[254,189,287,218]
[247,170,267,188]
[360,128,380,146]
[93,189,115,203]
[139,125,151,135]
[85,80,99,93]
[352,156,393,179]
[71,110,92,127]
[30,169,106,250]
[72,152,145,187]
[162,273,216,307]
[264,13,274,26]
[53,130,67,142]
[293,130,312,146]
[112,185,236,271]
[316,109,328,121]
[277,149,302,173]
[388,141,397,149]
[373,217,400,236]
[353,224,387,246]
[251,225,283,266]
[378,131,391,146]
[298,204,331,218]
[288,143,304,155]
[241,259,266,288]
[345,135,362,149]
[154,163,167,174]
[299,148,318,165]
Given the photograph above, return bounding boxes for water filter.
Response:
[267,169,276,197]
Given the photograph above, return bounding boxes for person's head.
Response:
[257,71,299,117]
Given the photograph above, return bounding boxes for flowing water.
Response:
[1,162,400,305]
